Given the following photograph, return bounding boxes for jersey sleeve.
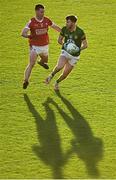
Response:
[24,20,31,29]
[46,18,53,26]
[60,27,65,37]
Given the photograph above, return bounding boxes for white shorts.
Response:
[30,45,49,56]
[60,50,80,66]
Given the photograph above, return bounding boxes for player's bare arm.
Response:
[80,38,88,51]
[51,23,61,32]
[21,28,30,38]
[58,35,64,45]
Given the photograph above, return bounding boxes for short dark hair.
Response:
[35,4,44,10]
[66,15,77,23]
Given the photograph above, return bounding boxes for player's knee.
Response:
[56,66,62,71]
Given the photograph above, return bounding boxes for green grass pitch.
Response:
[0,0,116,179]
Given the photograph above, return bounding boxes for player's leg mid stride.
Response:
[45,53,76,91]
[45,15,88,91]
[23,48,37,89]
[23,46,49,89]
[23,47,37,89]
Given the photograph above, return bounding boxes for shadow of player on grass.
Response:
[48,91,103,178]
[24,94,72,179]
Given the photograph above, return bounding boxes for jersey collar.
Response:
[35,17,44,22]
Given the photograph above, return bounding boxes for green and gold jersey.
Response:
[60,26,86,56]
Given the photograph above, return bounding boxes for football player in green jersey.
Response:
[45,15,88,90]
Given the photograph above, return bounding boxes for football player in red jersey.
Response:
[21,4,61,89]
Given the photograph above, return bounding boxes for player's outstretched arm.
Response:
[58,35,64,45]
[80,39,88,51]
[21,28,30,38]
[51,23,61,32]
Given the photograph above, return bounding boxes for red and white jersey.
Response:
[25,17,53,46]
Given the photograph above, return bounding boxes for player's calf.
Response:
[45,55,67,85]
[54,63,73,90]
[45,66,63,84]
[38,60,49,69]
[38,54,49,69]
[23,51,37,89]
[24,63,35,81]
